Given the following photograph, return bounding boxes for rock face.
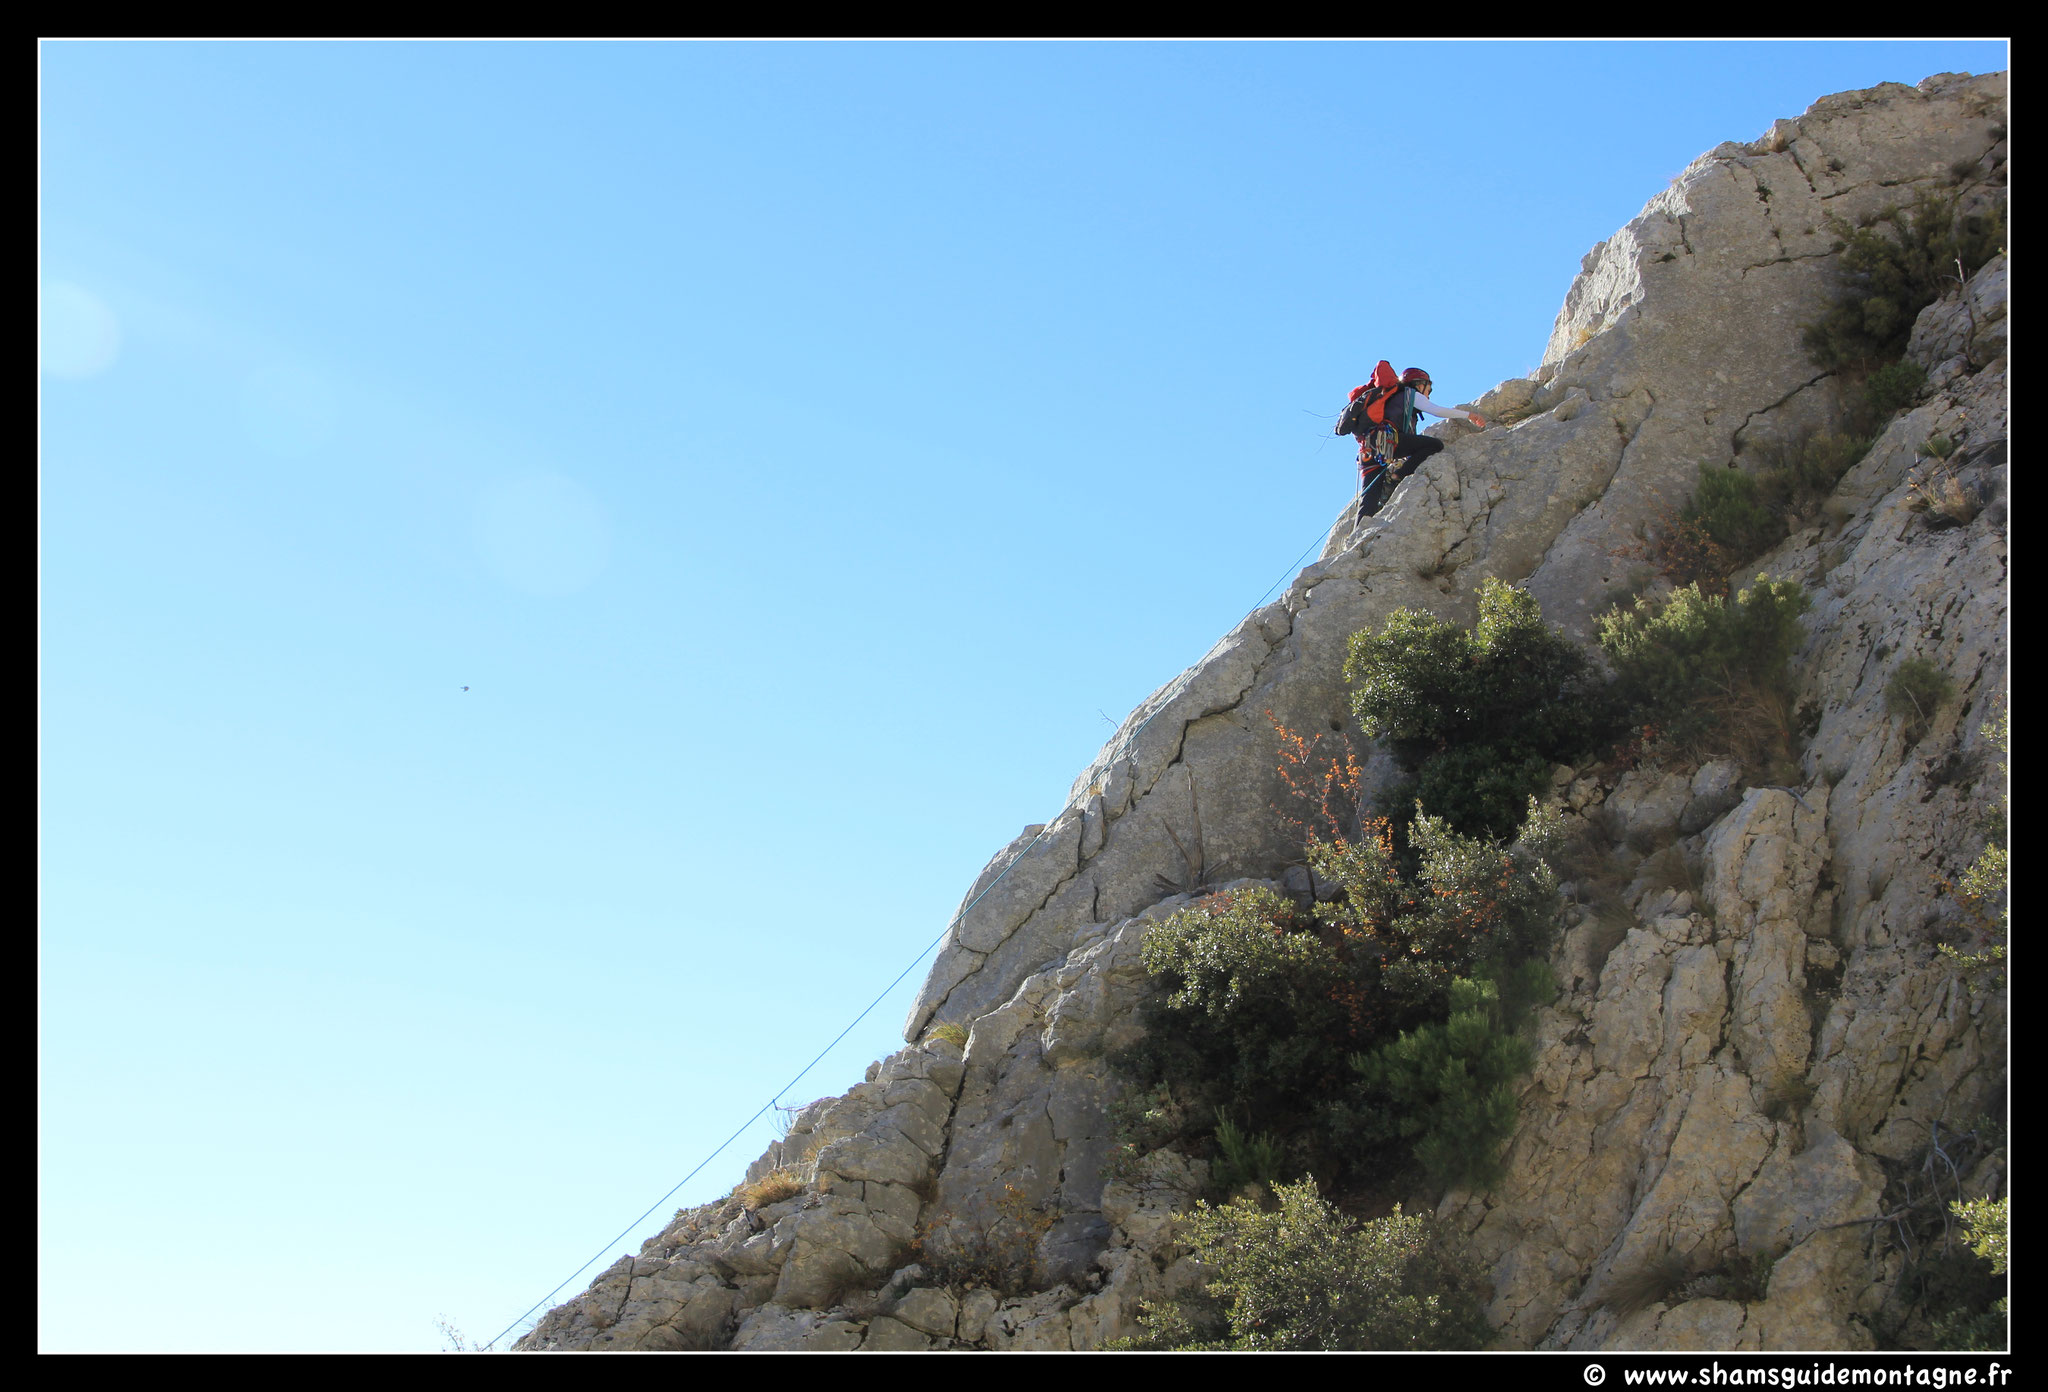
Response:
[514,72,2006,1353]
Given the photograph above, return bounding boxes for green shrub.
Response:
[1129,586,1588,1196]
[1123,1180,1491,1350]
[1345,577,1618,838]
[1349,964,1554,1189]
[1596,577,1811,755]
[1938,1192,2010,1351]
[1683,359,1933,574]
[1956,841,2010,926]
[1317,804,1565,1000]
[1863,359,1929,416]
[1754,429,1874,514]
[1653,445,1861,590]
[1408,744,1556,849]
[1802,190,2006,372]
[1684,464,1785,561]
[1121,802,1564,1191]
[1212,1117,1286,1195]
[1885,657,1953,743]
[1105,1083,1191,1180]
[1922,1196,2009,1351]
[1126,885,1352,1132]
[1927,1295,2007,1353]
[1939,713,2007,982]
[1954,1196,2009,1285]
[1139,886,1344,1030]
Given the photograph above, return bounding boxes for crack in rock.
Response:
[916,618,1287,1034]
[1739,250,1837,277]
[1731,374,1834,455]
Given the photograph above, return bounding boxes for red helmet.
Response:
[1400,367,1433,387]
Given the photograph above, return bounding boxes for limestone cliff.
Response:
[515,71,2007,1353]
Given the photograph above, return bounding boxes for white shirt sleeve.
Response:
[1409,391,1468,420]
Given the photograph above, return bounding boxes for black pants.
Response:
[1356,435,1443,521]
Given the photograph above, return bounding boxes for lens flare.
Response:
[39,281,122,379]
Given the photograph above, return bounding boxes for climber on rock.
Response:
[1337,365,1486,521]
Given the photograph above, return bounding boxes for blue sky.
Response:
[39,39,2006,1352]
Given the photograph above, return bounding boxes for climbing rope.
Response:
[486,504,1348,1349]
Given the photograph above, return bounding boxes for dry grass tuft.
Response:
[912,1184,1060,1296]
[1605,1251,1698,1320]
[1638,844,1700,899]
[1904,467,1982,528]
[1646,676,1803,786]
[1581,901,1637,983]
[1625,821,1679,857]
[1553,809,1638,982]
[736,1167,806,1211]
